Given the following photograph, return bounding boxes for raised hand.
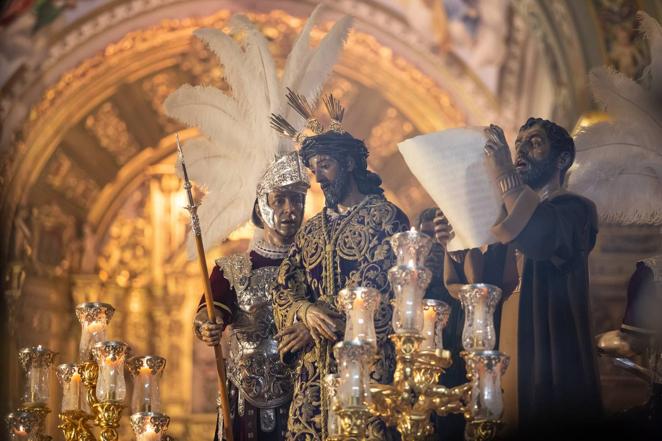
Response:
[433,209,454,250]
[483,124,515,180]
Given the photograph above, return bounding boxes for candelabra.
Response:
[330,228,510,441]
[6,302,175,441]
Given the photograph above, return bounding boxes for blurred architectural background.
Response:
[1,0,661,439]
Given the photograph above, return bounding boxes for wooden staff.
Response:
[177,134,234,441]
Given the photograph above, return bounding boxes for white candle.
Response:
[401,285,417,330]
[97,355,126,402]
[137,366,155,412]
[350,295,366,343]
[347,360,363,407]
[421,306,437,350]
[62,372,82,411]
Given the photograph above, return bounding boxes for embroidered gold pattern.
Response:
[272,195,409,440]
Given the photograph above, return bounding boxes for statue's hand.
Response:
[432,209,454,250]
[276,322,313,355]
[303,304,339,341]
[194,316,224,347]
[483,124,515,180]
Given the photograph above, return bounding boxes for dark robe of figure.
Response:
[272,194,409,441]
[445,188,602,434]
[198,248,292,441]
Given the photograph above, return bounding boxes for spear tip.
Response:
[175,132,184,157]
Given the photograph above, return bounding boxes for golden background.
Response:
[2,1,662,439]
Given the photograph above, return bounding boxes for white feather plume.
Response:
[165,85,246,156]
[165,8,352,256]
[569,13,662,225]
[589,67,662,131]
[281,6,353,127]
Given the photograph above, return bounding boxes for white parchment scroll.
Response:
[398,128,502,251]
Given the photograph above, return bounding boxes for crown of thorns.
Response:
[269,88,346,144]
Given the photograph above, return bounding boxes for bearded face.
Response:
[514,124,558,190]
[308,154,351,208]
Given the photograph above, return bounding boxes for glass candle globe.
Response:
[420,299,451,351]
[56,363,83,412]
[390,227,433,268]
[333,341,374,409]
[92,340,130,402]
[75,302,115,361]
[18,345,56,407]
[128,356,166,413]
[459,284,501,350]
[463,350,510,420]
[324,374,341,438]
[337,287,380,348]
[130,412,170,441]
[6,410,39,441]
[388,228,433,334]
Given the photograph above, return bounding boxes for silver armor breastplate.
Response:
[217,255,293,408]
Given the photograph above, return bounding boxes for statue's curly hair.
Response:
[300,131,384,195]
[519,117,575,182]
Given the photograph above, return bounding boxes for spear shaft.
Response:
[177,134,234,441]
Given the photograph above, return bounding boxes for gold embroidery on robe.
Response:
[272,195,409,441]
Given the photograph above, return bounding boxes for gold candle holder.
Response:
[335,407,372,441]
[56,363,95,441]
[464,420,504,441]
[91,341,131,441]
[93,402,123,441]
[57,410,95,441]
[369,332,461,440]
[79,361,100,423]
